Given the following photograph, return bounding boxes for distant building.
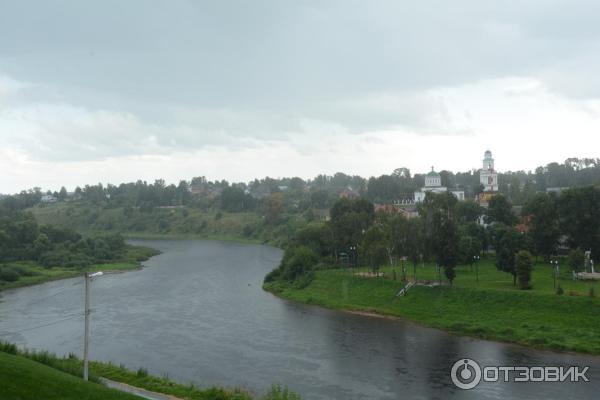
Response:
[478,150,499,207]
[339,187,360,199]
[374,203,399,214]
[480,150,499,192]
[41,194,57,203]
[413,168,465,202]
[546,187,570,194]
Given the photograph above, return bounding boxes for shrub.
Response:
[556,285,564,295]
[263,385,301,400]
[0,341,17,354]
[0,267,20,282]
[137,367,149,378]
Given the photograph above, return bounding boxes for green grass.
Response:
[0,244,159,292]
[0,351,140,400]
[0,343,299,400]
[265,261,600,354]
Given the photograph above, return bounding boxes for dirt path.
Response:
[99,377,184,400]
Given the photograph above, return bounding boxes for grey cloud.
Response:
[1,0,600,161]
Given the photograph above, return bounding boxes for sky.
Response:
[1,0,600,193]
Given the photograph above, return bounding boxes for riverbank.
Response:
[29,203,306,247]
[264,268,600,355]
[0,343,298,400]
[0,244,159,292]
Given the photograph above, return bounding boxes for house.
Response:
[339,187,359,199]
[41,194,58,203]
[374,203,399,214]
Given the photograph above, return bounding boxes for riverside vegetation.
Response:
[0,342,300,400]
[0,208,158,291]
[264,187,600,354]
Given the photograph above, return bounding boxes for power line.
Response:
[0,313,83,336]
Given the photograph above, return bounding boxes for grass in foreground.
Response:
[0,351,140,400]
[0,343,300,400]
[265,262,600,354]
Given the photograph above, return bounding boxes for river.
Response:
[0,240,598,399]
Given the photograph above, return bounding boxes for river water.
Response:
[0,240,598,399]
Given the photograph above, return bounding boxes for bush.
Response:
[0,341,18,354]
[137,367,149,378]
[263,385,301,400]
[556,285,564,295]
[0,267,20,282]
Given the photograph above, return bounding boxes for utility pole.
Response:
[83,272,90,381]
[83,271,103,381]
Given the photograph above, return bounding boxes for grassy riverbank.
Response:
[0,343,299,400]
[0,350,139,400]
[0,244,159,292]
[265,261,600,354]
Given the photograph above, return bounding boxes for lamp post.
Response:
[473,255,480,284]
[83,271,103,381]
[551,260,558,290]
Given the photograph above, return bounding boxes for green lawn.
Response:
[0,351,140,400]
[265,260,600,354]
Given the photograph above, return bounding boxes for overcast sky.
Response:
[2,1,600,193]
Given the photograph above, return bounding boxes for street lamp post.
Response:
[551,260,558,290]
[473,255,480,284]
[83,271,103,381]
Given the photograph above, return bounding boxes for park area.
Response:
[265,257,600,354]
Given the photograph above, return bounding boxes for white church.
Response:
[413,150,498,203]
[414,168,465,203]
[480,150,499,192]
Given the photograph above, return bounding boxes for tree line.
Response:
[0,207,128,282]
[266,185,600,290]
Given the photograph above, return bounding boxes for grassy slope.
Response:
[0,345,295,400]
[0,351,140,400]
[265,261,600,354]
[0,245,159,292]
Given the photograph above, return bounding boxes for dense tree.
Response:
[515,250,533,290]
[485,194,516,226]
[420,192,460,285]
[492,224,524,285]
[522,193,560,260]
[558,186,600,257]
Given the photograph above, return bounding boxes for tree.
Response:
[485,194,516,225]
[329,198,375,260]
[58,187,68,201]
[361,225,388,273]
[458,235,482,266]
[405,218,424,279]
[523,193,560,260]
[515,250,533,289]
[567,248,585,272]
[558,187,600,257]
[455,201,483,224]
[420,192,460,285]
[493,224,524,285]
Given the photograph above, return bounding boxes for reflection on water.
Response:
[0,240,598,399]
